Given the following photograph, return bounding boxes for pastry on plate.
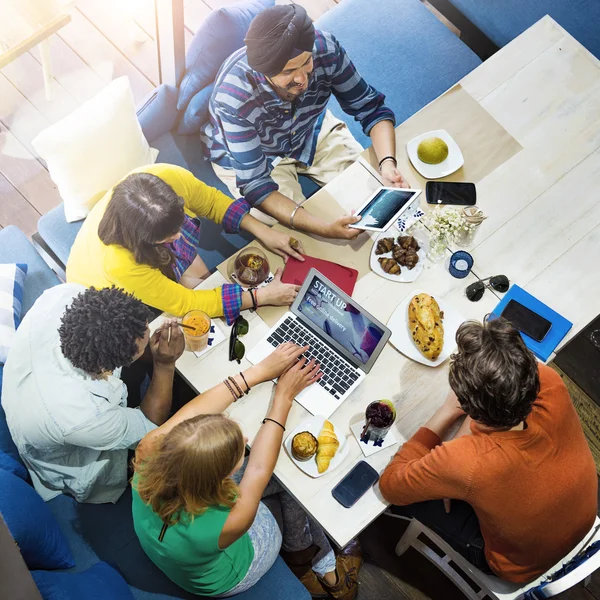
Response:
[375,237,394,255]
[403,249,419,270]
[392,244,406,264]
[316,420,340,473]
[408,293,444,361]
[291,431,318,462]
[397,235,419,251]
[378,257,401,275]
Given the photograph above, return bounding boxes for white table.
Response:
[155,16,600,547]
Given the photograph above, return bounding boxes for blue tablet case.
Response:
[491,285,572,362]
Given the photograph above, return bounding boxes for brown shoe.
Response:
[280,545,329,599]
[318,539,363,600]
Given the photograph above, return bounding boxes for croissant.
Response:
[316,420,339,473]
[404,250,419,270]
[392,244,407,263]
[398,235,419,251]
[375,237,394,255]
[378,257,401,275]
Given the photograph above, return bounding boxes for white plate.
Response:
[370,229,428,283]
[283,415,350,478]
[387,290,466,367]
[406,129,464,179]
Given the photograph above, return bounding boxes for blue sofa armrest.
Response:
[137,84,180,145]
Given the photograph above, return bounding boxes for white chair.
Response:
[388,513,600,600]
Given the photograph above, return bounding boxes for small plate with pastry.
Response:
[387,290,466,367]
[370,230,428,283]
[284,415,350,478]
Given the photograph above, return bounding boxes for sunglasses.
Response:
[229,316,249,363]
[465,275,510,302]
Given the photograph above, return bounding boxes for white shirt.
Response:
[1,284,156,503]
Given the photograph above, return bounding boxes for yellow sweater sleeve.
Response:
[176,166,234,224]
[107,250,225,318]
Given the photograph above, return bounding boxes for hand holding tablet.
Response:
[349,187,422,231]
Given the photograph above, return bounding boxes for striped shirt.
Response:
[201,30,395,207]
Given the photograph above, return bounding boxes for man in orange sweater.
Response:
[379,318,597,583]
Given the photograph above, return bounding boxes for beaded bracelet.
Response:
[228,376,244,398]
[223,378,240,402]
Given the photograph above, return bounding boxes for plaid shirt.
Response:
[167,206,247,324]
[201,30,395,207]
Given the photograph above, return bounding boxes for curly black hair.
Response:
[449,318,540,429]
[59,287,152,377]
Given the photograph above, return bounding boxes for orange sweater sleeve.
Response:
[379,427,477,506]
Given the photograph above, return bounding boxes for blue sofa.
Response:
[439,0,600,59]
[0,226,308,600]
[36,0,480,275]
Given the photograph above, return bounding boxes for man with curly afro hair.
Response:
[2,283,184,503]
[379,317,597,584]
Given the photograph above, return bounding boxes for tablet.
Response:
[349,187,422,231]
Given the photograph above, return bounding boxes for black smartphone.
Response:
[426,181,476,206]
[332,461,379,508]
[501,299,552,342]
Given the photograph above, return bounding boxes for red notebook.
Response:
[282,255,359,296]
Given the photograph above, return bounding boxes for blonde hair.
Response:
[133,414,245,525]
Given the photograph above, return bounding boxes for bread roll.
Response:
[408,293,444,360]
[291,431,318,461]
[316,420,339,473]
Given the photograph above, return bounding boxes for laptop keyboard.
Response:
[267,316,360,400]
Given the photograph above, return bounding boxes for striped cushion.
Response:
[0,264,27,364]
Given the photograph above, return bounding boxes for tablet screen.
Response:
[356,189,416,229]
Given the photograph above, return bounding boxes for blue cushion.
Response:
[0,226,60,315]
[178,83,214,136]
[37,205,83,269]
[0,449,28,480]
[448,0,600,59]
[0,469,74,570]
[316,0,481,146]
[32,562,134,600]
[177,0,274,111]
[0,263,27,364]
[137,84,180,144]
[50,488,309,600]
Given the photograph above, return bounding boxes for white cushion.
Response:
[32,77,158,223]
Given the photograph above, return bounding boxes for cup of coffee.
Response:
[181,310,211,352]
[360,399,396,447]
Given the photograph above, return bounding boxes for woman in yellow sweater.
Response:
[67,164,305,323]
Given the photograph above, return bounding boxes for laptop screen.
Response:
[296,274,386,366]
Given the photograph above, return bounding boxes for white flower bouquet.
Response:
[422,206,477,244]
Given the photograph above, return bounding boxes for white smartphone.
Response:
[349,187,422,231]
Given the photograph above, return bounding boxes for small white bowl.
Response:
[406,129,464,179]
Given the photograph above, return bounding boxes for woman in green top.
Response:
[132,343,362,599]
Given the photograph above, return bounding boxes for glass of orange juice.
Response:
[181,310,211,352]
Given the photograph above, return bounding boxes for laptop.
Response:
[247,268,391,417]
